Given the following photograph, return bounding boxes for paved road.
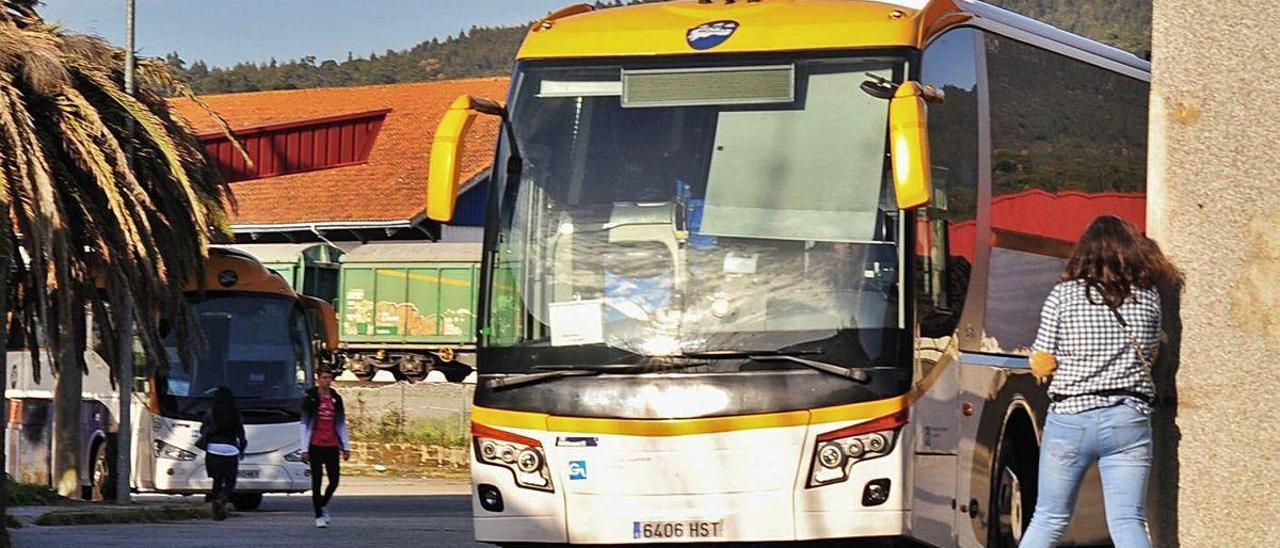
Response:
[11,477,485,547]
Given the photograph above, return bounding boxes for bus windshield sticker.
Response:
[539,80,622,98]
[722,253,759,274]
[557,437,599,447]
[548,300,605,347]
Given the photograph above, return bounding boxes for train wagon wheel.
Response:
[400,354,434,382]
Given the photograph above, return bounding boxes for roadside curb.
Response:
[9,504,214,527]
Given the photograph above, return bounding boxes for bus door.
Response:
[911,338,962,542]
[910,198,966,546]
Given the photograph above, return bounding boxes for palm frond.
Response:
[0,4,236,385]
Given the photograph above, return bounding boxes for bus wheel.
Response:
[88,440,113,502]
[990,429,1037,547]
[231,493,264,511]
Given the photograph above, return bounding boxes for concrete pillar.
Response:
[1148,1,1280,546]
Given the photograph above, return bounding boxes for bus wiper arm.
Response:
[678,350,871,384]
[534,360,713,375]
[746,355,871,383]
[490,359,716,390]
[486,369,601,391]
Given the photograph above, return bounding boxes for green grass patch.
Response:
[6,479,61,507]
[34,505,211,527]
[351,409,469,447]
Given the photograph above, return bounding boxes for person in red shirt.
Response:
[300,369,350,528]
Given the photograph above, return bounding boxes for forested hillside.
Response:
[170,0,1151,94]
[989,0,1150,55]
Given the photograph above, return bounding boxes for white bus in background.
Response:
[5,248,340,509]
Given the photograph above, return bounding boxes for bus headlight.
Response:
[818,444,845,469]
[517,449,542,474]
[155,440,197,461]
[472,423,554,492]
[808,409,908,488]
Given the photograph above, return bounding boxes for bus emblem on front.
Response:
[217,269,238,287]
[686,20,739,50]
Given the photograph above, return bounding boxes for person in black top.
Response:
[199,386,247,521]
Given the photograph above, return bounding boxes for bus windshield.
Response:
[159,293,312,422]
[486,54,907,368]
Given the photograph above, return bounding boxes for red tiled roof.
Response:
[170,78,509,227]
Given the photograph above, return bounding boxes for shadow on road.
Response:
[12,493,482,547]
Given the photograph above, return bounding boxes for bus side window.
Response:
[982,33,1149,354]
[917,28,980,340]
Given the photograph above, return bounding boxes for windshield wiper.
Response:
[488,360,713,390]
[486,350,875,390]
[678,350,872,384]
[486,369,602,390]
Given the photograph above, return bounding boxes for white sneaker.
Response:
[315,517,328,528]
[321,508,331,524]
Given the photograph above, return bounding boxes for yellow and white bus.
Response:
[427,0,1150,545]
[6,248,340,510]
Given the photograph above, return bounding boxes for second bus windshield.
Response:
[161,293,312,404]
[490,55,905,361]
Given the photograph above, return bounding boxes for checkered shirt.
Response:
[1031,280,1160,415]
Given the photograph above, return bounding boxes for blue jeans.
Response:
[1020,404,1152,548]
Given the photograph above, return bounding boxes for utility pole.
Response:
[116,0,136,504]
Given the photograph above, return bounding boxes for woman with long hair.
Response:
[1020,215,1181,548]
[199,386,247,521]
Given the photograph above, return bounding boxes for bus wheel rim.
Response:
[999,465,1024,542]
[93,450,108,499]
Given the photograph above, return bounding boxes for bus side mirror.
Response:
[427,94,506,222]
[889,82,940,210]
[299,296,339,353]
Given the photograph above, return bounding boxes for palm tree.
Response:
[0,1,239,540]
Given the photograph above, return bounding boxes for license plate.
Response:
[237,469,260,479]
[632,519,724,540]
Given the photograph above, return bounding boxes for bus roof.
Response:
[192,247,297,296]
[517,0,1149,78]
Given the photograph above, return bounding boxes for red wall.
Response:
[199,110,388,182]
[945,190,1146,262]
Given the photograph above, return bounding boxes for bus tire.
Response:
[87,439,113,502]
[231,492,264,511]
[989,420,1037,548]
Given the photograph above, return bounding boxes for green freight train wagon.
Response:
[337,242,481,381]
[227,243,345,305]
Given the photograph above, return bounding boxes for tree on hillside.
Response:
[0,0,236,540]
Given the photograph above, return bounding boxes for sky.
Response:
[39,0,573,68]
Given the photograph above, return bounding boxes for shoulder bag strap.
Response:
[1109,306,1153,371]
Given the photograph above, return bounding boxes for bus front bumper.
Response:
[152,459,311,494]
[471,420,911,544]
[474,495,909,544]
